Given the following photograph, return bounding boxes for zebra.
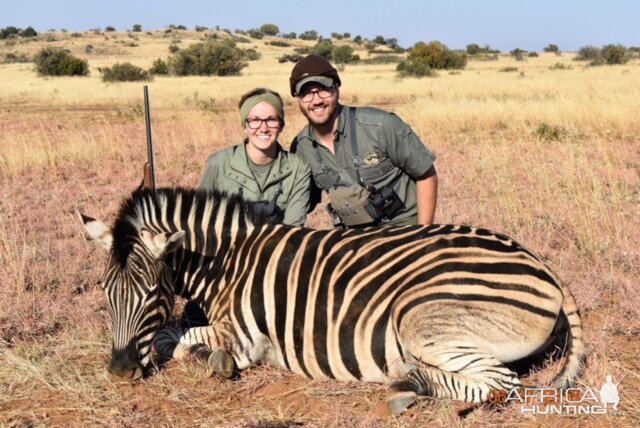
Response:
[78,187,584,415]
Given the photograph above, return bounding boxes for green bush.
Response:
[360,54,403,65]
[241,48,261,61]
[33,48,89,76]
[549,62,573,70]
[268,40,290,47]
[499,66,519,72]
[3,51,31,63]
[396,41,467,77]
[247,29,263,39]
[169,44,180,53]
[169,40,247,76]
[149,58,169,75]
[601,44,629,65]
[105,26,116,32]
[396,57,436,77]
[277,53,304,63]
[574,44,630,65]
[574,45,600,61]
[536,123,565,141]
[99,62,150,82]
[232,35,251,44]
[260,24,279,36]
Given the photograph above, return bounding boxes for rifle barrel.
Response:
[143,85,156,192]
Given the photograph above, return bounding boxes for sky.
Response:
[2,0,638,52]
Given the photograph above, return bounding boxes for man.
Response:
[289,54,438,228]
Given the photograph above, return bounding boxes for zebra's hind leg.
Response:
[386,352,522,415]
[154,326,235,378]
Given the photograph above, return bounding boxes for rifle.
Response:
[142,85,156,192]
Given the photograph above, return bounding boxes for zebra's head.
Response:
[78,211,185,380]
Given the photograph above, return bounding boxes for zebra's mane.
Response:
[110,187,263,269]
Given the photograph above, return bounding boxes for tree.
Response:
[385,38,400,49]
[105,26,116,32]
[510,48,526,61]
[149,58,169,75]
[333,45,356,64]
[132,24,142,32]
[466,43,481,55]
[543,44,560,54]
[260,24,279,36]
[299,30,319,40]
[19,26,37,37]
[397,40,467,77]
[373,35,386,45]
[311,40,335,59]
[0,26,20,39]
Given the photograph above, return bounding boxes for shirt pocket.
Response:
[312,169,338,189]
[359,155,394,186]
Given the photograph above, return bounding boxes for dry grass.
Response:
[1,30,639,427]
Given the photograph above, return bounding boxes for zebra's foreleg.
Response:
[153,326,235,378]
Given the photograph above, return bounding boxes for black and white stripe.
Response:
[80,187,584,414]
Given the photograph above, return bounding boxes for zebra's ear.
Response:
[140,230,186,258]
[77,211,113,251]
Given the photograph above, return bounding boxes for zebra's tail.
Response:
[550,281,586,389]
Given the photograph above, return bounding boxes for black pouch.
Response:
[368,184,405,219]
[249,200,284,224]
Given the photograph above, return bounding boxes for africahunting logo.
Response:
[488,375,626,416]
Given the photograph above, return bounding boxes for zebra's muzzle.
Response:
[108,344,144,381]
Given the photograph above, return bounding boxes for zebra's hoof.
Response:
[207,349,234,379]
[386,391,417,416]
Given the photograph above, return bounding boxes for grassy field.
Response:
[0,29,639,427]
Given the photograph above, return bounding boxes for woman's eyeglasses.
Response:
[246,117,281,129]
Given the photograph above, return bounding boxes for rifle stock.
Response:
[142,162,152,189]
[142,85,156,192]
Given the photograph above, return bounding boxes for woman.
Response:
[198,88,311,226]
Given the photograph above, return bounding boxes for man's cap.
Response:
[289,54,341,96]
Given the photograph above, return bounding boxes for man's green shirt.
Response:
[291,105,436,225]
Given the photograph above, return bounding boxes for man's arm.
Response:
[416,166,438,225]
